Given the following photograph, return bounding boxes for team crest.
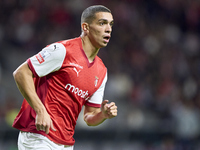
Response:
[94,76,99,87]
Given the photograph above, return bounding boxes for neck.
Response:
[80,33,100,63]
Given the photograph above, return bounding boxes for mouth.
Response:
[103,35,111,43]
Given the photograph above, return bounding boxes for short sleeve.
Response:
[85,73,107,107]
[28,43,66,77]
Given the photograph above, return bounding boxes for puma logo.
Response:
[73,67,81,77]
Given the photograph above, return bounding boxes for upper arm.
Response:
[28,43,66,77]
[13,61,34,79]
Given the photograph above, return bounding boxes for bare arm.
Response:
[84,100,117,126]
[13,62,56,134]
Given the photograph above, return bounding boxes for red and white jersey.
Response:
[12,37,107,146]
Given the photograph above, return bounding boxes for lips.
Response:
[103,35,111,43]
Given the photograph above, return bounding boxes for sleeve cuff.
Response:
[84,101,101,108]
[27,58,39,78]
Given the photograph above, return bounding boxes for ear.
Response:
[81,22,89,32]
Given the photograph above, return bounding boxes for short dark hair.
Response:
[81,5,111,24]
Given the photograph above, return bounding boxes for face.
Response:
[87,12,114,49]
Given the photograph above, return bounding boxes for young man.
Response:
[12,5,117,150]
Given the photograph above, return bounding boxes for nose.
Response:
[105,24,112,33]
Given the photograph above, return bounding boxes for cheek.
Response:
[90,31,101,40]
[90,26,102,35]
[88,27,103,42]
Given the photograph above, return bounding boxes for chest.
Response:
[52,51,106,99]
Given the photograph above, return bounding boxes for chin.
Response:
[101,43,108,48]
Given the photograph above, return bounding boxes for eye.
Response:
[100,22,105,26]
[110,22,114,27]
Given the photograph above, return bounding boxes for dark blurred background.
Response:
[0,0,200,150]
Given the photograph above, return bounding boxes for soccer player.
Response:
[12,5,117,150]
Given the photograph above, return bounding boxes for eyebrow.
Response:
[98,19,114,23]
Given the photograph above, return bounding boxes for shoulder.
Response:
[44,42,66,60]
[96,56,107,70]
[46,42,65,51]
[57,37,82,49]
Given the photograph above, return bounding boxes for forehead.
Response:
[94,12,113,22]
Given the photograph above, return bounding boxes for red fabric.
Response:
[13,37,107,145]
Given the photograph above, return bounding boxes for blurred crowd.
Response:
[0,0,200,149]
